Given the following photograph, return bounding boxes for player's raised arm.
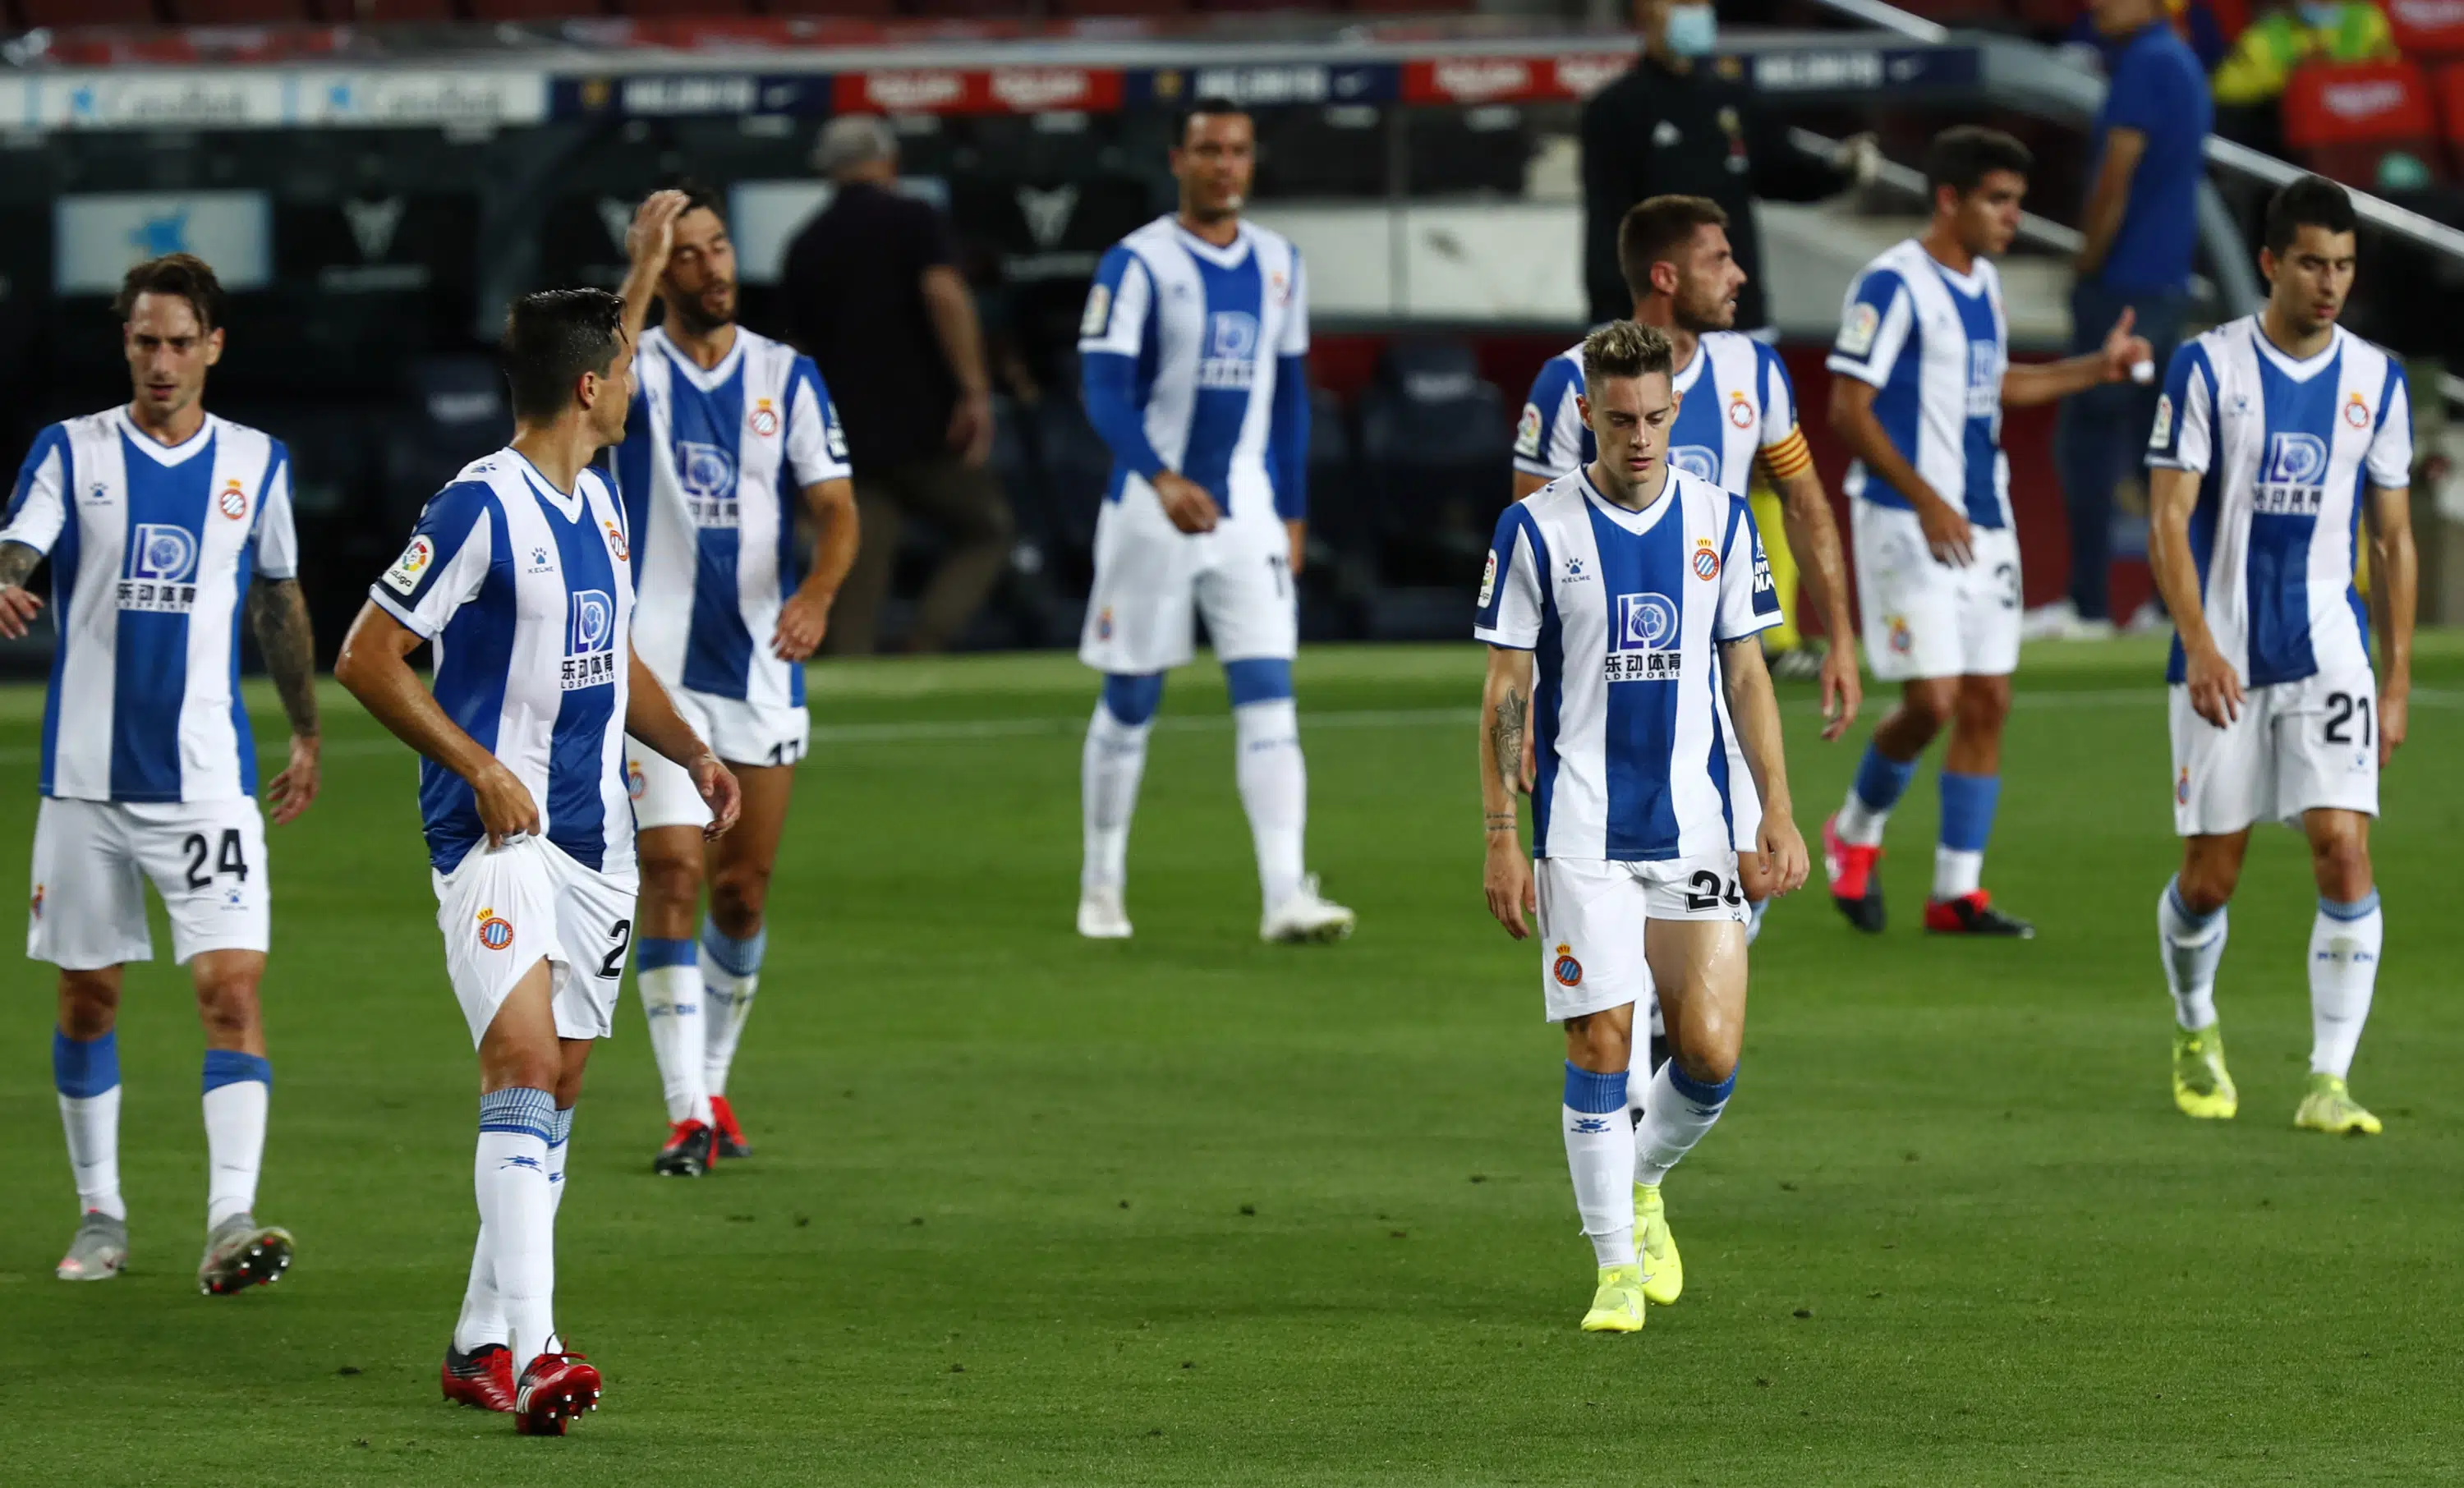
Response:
[618,191,689,354]
[2000,307,2154,407]
[333,599,540,846]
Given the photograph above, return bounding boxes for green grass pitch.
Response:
[2,638,2462,1485]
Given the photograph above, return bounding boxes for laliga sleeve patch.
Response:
[1080,282,1113,339]
[1837,301,1879,357]
[2149,393,2172,451]
[1478,549,1499,609]
[382,535,434,595]
[1514,403,1544,459]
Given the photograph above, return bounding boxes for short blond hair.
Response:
[1580,319,1675,390]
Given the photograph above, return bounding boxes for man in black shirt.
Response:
[1581,0,1877,333]
[783,114,1011,654]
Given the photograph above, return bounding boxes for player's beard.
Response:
[1674,283,1736,334]
[667,282,738,338]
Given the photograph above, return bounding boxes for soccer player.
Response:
[609,186,858,1177]
[1477,319,1809,1332]
[1513,193,1861,953]
[1073,98,1353,944]
[1821,126,2151,938]
[2145,176,2413,1133]
[333,289,742,1434]
[0,254,320,1294]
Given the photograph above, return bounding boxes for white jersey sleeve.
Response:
[1827,267,1914,390]
[1755,343,1801,446]
[1715,496,1783,642]
[254,445,300,580]
[2146,340,2217,474]
[1513,353,1588,479]
[784,355,853,489]
[1078,248,1153,357]
[1473,505,1547,650]
[1278,252,1309,356]
[2365,363,2413,489]
[370,481,496,639]
[0,426,70,557]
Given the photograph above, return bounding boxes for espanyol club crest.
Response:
[2344,393,2370,429]
[218,480,248,520]
[2176,766,2190,806]
[603,520,628,563]
[29,883,43,920]
[1692,538,1721,581]
[627,759,646,800]
[1726,392,1754,429]
[1552,944,1583,987]
[476,907,515,951]
[750,398,780,439]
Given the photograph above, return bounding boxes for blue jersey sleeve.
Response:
[1079,246,1167,480]
[1826,269,1913,389]
[0,425,71,558]
[1268,354,1310,521]
[1515,356,1587,477]
[2145,341,2215,474]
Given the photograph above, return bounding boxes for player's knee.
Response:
[1101,673,1165,727]
[2309,834,2372,902]
[57,971,119,1039]
[1901,682,1958,734]
[1954,677,2011,733]
[709,864,771,935]
[638,848,703,914]
[1562,1011,1632,1072]
[1673,1042,1738,1087]
[192,968,262,1044]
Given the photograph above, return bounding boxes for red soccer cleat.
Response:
[442,1342,517,1412]
[709,1095,752,1160]
[1923,890,2035,939]
[513,1349,602,1436]
[1822,815,1887,934]
[652,1119,715,1177]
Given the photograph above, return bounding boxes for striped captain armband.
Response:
[1758,427,1815,483]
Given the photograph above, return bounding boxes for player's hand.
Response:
[1758,814,1810,897]
[1152,471,1220,535]
[693,752,742,841]
[1285,518,1308,577]
[627,191,688,273]
[1484,836,1537,939]
[2378,684,2407,768]
[1817,643,1862,742]
[471,761,542,847]
[1917,494,1975,567]
[773,585,832,662]
[2184,641,2245,728]
[265,733,321,827]
[0,583,41,639]
[948,389,995,467]
[2101,308,2154,383]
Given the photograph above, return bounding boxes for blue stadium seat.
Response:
[1355,334,1510,616]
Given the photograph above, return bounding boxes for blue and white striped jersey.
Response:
[611,325,849,710]
[1474,467,1781,861]
[1826,238,2011,528]
[2147,317,2411,688]
[1077,216,1309,520]
[1512,331,1804,489]
[1,408,297,804]
[370,450,636,877]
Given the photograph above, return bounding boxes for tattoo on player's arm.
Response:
[0,540,38,589]
[249,578,321,738]
[1491,688,1528,799]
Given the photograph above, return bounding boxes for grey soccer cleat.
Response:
[198,1212,294,1296]
[57,1210,128,1282]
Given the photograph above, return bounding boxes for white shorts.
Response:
[2170,668,2379,836]
[627,687,808,831]
[1078,485,1296,674]
[430,835,638,1046]
[26,797,270,969]
[1853,501,2022,682]
[1533,853,1745,1023]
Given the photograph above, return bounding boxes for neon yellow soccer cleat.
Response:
[2172,1024,2238,1119]
[1634,1183,1682,1305]
[2294,1072,2382,1135]
[1579,1264,1646,1333]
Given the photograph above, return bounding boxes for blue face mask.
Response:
[2296,1,2338,26]
[1664,3,1717,57]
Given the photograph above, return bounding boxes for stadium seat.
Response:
[2388,0,2464,58]
[467,0,607,19]
[1050,0,1188,16]
[1355,336,1510,598]
[168,0,315,19]
[347,0,462,17]
[2282,60,2445,189]
[2434,59,2464,145]
[20,0,161,23]
[763,0,900,16]
[616,0,754,13]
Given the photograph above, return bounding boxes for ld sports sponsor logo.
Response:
[1607,591,1682,682]
[563,588,618,691]
[119,522,201,613]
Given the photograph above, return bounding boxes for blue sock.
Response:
[56,1031,126,1220]
[54,1029,120,1098]
[701,918,766,980]
[202,1049,272,1094]
[1562,1061,1630,1116]
[1853,743,1917,814]
[1100,673,1165,727]
[1933,772,2001,898]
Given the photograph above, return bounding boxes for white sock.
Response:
[1835,786,1890,847]
[2157,876,2227,1031]
[1561,1063,1636,1266]
[2309,892,2384,1080]
[452,1107,566,1357]
[548,1106,573,1219]
[476,1087,559,1364]
[1633,1059,1735,1188]
[701,963,759,1100]
[60,1088,124,1221]
[1082,703,1152,893]
[202,1054,270,1229]
[638,960,712,1126]
[1931,846,1983,901]
[1234,698,1307,910]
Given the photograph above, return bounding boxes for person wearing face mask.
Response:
[2210,0,2397,108]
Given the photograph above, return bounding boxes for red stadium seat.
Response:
[331,0,461,17]
[467,0,605,17]
[168,0,315,20]
[614,0,752,14]
[2435,60,2464,140]
[2282,60,2444,186]
[765,0,900,16]
[903,0,1016,16]
[1346,0,1475,12]
[2388,0,2464,57]
[21,0,162,22]
[1050,0,1187,16]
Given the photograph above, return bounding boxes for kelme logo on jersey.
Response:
[118,522,200,613]
[1198,310,1260,389]
[1669,446,1718,482]
[678,439,740,527]
[563,588,618,691]
[2255,432,2328,515]
[1608,592,1682,682]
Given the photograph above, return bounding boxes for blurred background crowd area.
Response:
[4,0,2464,663]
